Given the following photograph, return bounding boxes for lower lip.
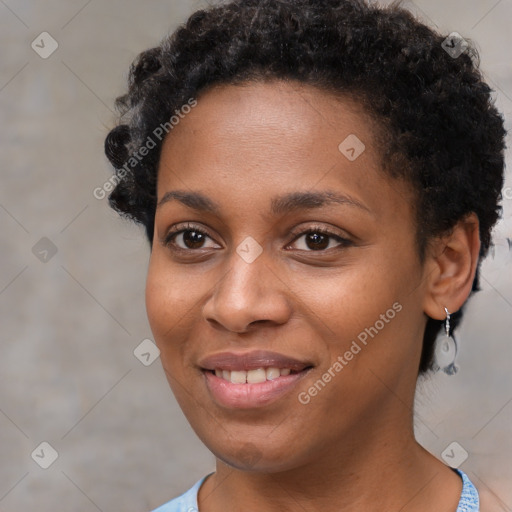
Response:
[203,370,310,409]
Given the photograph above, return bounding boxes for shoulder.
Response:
[150,475,209,512]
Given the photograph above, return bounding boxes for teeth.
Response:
[247,368,267,384]
[266,367,280,380]
[213,367,294,383]
[230,370,247,384]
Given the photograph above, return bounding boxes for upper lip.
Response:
[198,350,312,372]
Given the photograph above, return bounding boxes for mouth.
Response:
[198,350,314,409]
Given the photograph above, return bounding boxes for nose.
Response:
[202,248,293,334]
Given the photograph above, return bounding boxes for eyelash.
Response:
[163,222,352,253]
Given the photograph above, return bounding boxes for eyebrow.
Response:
[157,189,371,216]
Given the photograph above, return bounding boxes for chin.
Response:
[204,435,309,473]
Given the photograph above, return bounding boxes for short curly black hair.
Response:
[104,0,506,375]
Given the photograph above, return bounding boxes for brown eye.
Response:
[303,232,329,250]
[163,224,219,251]
[288,228,352,252]
[178,229,207,249]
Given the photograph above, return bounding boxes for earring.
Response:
[433,307,459,375]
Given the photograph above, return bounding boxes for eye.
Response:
[287,226,352,252]
[162,223,352,253]
[163,223,219,251]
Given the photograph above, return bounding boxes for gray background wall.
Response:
[1,0,511,510]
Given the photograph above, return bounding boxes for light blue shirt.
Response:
[152,468,479,511]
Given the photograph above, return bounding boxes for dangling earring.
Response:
[433,307,459,375]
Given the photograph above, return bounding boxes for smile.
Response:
[199,350,313,409]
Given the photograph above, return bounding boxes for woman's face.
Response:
[146,80,430,472]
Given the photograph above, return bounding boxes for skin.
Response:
[145,80,481,511]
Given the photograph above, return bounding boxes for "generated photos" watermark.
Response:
[298,301,403,404]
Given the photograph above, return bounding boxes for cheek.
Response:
[145,262,194,404]
[145,252,219,373]
[312,257,419,371]
[304,264,397,331]
[145,262,169,337]
[145,255,194,348]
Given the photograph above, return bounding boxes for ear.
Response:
[422,213,481,321]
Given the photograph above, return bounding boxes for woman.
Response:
[104,0,506,510]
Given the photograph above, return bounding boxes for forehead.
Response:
[156,80,413,221]
[161,80,377,157]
